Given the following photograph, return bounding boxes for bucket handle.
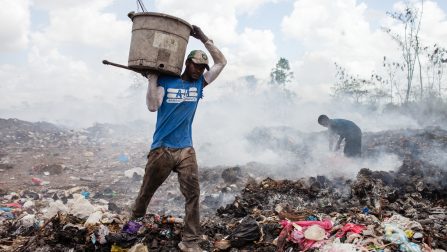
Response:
[128,11,135,20]
[103,60,142,74]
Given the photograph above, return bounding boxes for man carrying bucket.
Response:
[132,25,226,252]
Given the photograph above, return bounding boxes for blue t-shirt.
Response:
[151,75,204,149]
[329,119,361,139]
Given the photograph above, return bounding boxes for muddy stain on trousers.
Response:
[132,147,200,242]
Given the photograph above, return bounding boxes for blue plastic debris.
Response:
[90,233,97,244]
[362,207,369,215]
[81,191,90,199]
[306,215,318,221]
[160,228,172,238]
[1,212,15,219]
[118,153,129,163]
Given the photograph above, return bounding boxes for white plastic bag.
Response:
[67,194,95,219]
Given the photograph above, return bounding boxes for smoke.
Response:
[192,77,415,174]
[2,74,445,179]
[424,148,447,169]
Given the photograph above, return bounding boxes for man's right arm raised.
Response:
[146,73,165,112]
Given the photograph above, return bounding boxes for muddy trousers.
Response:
[132,147,200,242]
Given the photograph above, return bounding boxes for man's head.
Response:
[318,114,330,127]
[184,50,209,81]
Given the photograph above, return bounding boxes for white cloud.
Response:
[0,44,128,105]
[21,0,133,105]
[419,1,447,47]
[388,0,447,48]
[288,54,335,102]
[2,0,447,130]
[154,1,238,44]
[0,43,141,127]
[32,0,112,11]
[282,0,393,77]
[279,0,447,104]
[0,0,31,52]
[154,0,278,82]
[0,0,138,126]
[154,0,276,44]
[223,28,277,80]
[31,0,129,49]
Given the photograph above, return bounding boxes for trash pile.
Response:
[0,174,247,251]
[0,118,446,251]
[363,126,447,161]
[0,190,186,251]
[214,164,446,251]
[1,163,445,251]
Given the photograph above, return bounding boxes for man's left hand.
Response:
[191,25,209,43]
[335,144,340,151]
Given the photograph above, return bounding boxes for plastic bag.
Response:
[383,224,422,252]
[122,221,142,234]
[84,211,103,227]
[304,225,326,241]
[43,200,69,219]
[67,194,95,219]
[229,216,261,247]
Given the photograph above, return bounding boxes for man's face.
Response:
[320,118,330,127]
[185,60,206,80]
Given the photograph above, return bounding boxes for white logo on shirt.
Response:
[166,87,198,103]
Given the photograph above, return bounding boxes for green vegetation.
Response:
[270,57,294,87]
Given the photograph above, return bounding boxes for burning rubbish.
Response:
[3,0,447,250]
[0,118,446,251]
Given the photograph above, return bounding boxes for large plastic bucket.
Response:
[128,12,192,76]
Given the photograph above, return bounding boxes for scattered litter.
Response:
[124,167,145,179]
[31,177,49,186]
[1,119,446,251]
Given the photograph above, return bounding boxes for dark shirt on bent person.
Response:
[329,119,362,138]
[329,119,362,157]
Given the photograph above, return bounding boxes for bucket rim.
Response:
[129,12,192,29]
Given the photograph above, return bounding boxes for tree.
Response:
[383,0,424,103]
[332,63,371,103]
[270,58,294,86]
[426,44,447,98]
[372,56,405,104]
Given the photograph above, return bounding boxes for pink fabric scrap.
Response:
[4,203,22,208]
[336,223,366,238]
[294,220,333,230]
[31,177,43,185]
[278,219,333,252]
